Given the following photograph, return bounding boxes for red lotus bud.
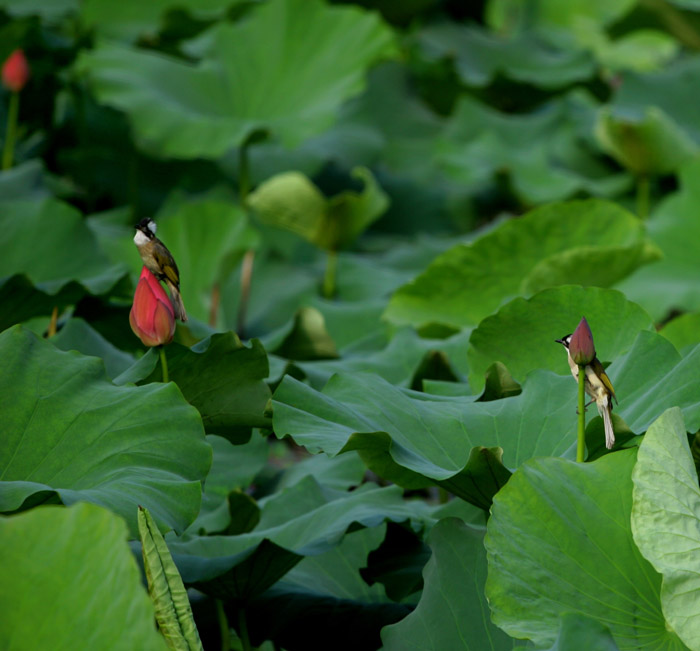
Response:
[2,49,30,92]
[570,317,596,365]
[129,267,175,347]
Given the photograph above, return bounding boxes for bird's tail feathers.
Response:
[598,402,615,450]
[166,282,188,322]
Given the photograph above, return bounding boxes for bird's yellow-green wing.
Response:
[153,242,180,287]
[592,357,617,404]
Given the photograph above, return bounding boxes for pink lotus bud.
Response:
[2,49,30,92]
[570,317,596,365]
[129,267,175,347]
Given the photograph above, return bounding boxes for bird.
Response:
[133,217,187,322]
[555,334,617,449]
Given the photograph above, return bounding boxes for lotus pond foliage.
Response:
[4,1,700,649]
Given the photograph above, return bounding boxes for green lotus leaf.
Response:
[466,285,653,390]
[595,106,697,176]
[659,313,700,353]
[134,333,271,443]
[0,326,210,536]
[385,200,656,329]
[632,408,700,650]
[418,22,593,88]
[0,503,166,650]
[80,0,234,42]
[168,476,423,596]
[52,317,135,378]
[431,95,631,205]
[0,198,127,295]
[77,0,398,157]
[485,451,686,649]
[382,518,514,651]
[617,158,700,321]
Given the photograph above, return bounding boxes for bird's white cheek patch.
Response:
[134,230,150,246]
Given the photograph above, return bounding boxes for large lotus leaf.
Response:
[578,26,678,74]
[631,408,700,650]
[595,106,697,176]
[545,614,619,651]
[168,477,423,593]
[382,518,514,651]
[0,198,126,295]
[610,57,700,144]
[284,524,388,602]
[0,503,166,650]
[276,451,367,493]
[220,246,434,340]
[77,0,398,157]
[272,370,579,489]
[385,200,656,330]
[80,0,234,41]
[330,62,444,180]
[228,61,437,187]
[188,434,268,535]
[294,327,470,391]
[485,451,687,650]
[248,167,388,251]
[0,0,77,19]
[466,285,654,390]
[0,160,53,200]
[431,95,631,205]
[607,332,700,434]
[0,326,210,536]
[0,273,127,333]
[660,313,700,353]
[418,22,593,88]
[156,196,257,325]
[237,526,408,650]
[487,0,636,38]
[132,333,271,442]
[52,317,135,378]
[617,158,700,321]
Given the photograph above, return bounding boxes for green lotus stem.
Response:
[636,176,650,220]
[577,365,586,463]
[322,249,338,299]
[159,346,169,383]
[238,609,252,651]
[215,600,230,651]
[2,91,19,170]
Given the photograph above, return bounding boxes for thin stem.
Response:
[215,600,230,651]
[238,143,251,204]
[159,346,169,383]
[237,249,255,338]
[46,306,59,338]
[322,249,338,299]
[237,142,254,337]
[636,175,650,220]
[237,609,252,651]
[2,91,19,170]
[209,282,220,328]
[577,365,586,463]
[640,0,700,51]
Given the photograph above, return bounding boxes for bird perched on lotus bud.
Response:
[130,266,176,346]
[133,218,187,321]
[555,317,618,449]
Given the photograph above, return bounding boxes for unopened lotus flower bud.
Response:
[129,266,175,347]
[570,317,596,366]
[2,49,30,92]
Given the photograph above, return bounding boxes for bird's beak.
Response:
[554,338,564,344]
